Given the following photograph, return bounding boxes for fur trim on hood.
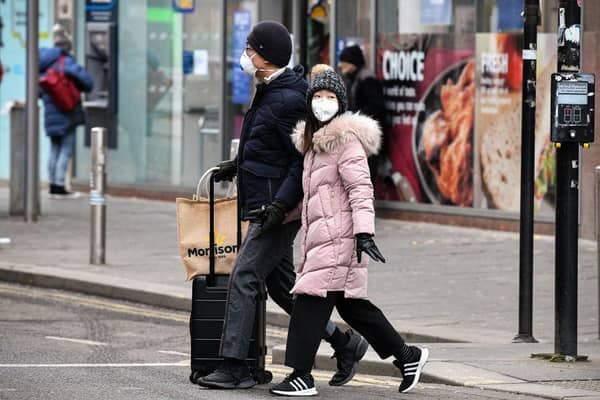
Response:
[292,113,382,156]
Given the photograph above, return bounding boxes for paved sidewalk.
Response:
[1,187,599,399]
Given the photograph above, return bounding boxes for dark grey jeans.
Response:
[220,220,300,360]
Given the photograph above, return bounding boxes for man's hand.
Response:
[355,233,386,263]
[213,159,237,182]
[248,200,287,232]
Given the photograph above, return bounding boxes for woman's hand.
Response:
[355,233,386,263]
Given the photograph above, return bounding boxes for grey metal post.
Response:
[329,0,336,69]
[9,103,26,216]
[25,0,40,222]
[369,0,377,70]
[597,166,600,339]
[90,128,107,265]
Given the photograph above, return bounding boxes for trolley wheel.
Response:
[253,369,273,384]
[189,367,210,384]
[189,370,202,384]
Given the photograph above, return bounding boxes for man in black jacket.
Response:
[338,45,386,183]
[198,21,367,390]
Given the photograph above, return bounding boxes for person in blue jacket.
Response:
[198,21,368,390]
[39,28,93,198]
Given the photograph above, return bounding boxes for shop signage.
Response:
[420,0,453,25]
[173,0,196,13]
[86,0,118,23]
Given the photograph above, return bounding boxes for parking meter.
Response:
[84,22,118,149]
[551,72,595,145]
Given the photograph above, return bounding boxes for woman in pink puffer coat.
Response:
[270,70,428,397]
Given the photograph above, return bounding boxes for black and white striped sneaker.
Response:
[394,347,429,393]
[270,372,317,397]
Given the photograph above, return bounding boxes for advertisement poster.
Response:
[377,34,475,206]
[475,33,556,215]
[10,0,52,47]
[377,32,556,214]
[232,10,252,105]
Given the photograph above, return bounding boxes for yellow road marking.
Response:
[0,283,286,338]
[0,283,400,388]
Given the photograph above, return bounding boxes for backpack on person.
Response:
[39,56,81,112]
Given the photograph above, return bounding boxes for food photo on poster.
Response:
[376,31,556,216]
[475,33,556,215]
[377,33,475,207]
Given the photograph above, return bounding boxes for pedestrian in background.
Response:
[270,70,428,397]
[39,26,93,198]
[338,44,386,184]
[198,21,367,390]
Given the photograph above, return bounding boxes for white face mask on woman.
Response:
[311,98,339,122]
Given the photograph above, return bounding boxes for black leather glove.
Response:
[355,233,386,263]
[213,159,237,182]
[248,200,287,232]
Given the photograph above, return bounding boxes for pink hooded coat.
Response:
[290,113,382,299]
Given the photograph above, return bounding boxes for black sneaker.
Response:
[328,329,369,386]
[270,372,317,397]
[196,364,256,390]
[394,347,429,393]
[49,185,80,199]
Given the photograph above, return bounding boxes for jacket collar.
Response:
[255,65,307,95]
[292,113,382,156]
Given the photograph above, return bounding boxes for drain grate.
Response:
[537,380,600,392]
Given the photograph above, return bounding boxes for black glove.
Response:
[355,233,386,263]
[213,159,237,182]
[248,200,287,232]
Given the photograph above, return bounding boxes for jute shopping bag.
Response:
[176,169,248,280]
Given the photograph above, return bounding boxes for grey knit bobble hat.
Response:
[307,69,348,114]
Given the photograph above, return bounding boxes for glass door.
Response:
[180,0,225,187]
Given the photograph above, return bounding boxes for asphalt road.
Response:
[0,283,546,400]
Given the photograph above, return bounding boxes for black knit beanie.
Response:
[307,70,348,114]
[247,21,292,68]
[339,45,365,68]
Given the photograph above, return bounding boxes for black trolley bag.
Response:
[189,171,272,385]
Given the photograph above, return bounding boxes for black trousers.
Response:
[220,221,337,360]
[285,292,406,372]
[220,221,299,359]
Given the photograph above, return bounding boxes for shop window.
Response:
[375,0,557,218]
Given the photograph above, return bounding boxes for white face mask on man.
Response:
[311,98,339,122]
[240,50,277,79]
[240,51,258,76]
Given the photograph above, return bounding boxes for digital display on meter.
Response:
[556,81,587,125]
[551,73,595,143]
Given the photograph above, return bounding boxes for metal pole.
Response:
[369,0,377,71]
[90,128,107,265]
[514,0,539,344]
[596,166,600,340]
[555,0,581,358]
[329,0,336,69]
[25,0,40,222]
